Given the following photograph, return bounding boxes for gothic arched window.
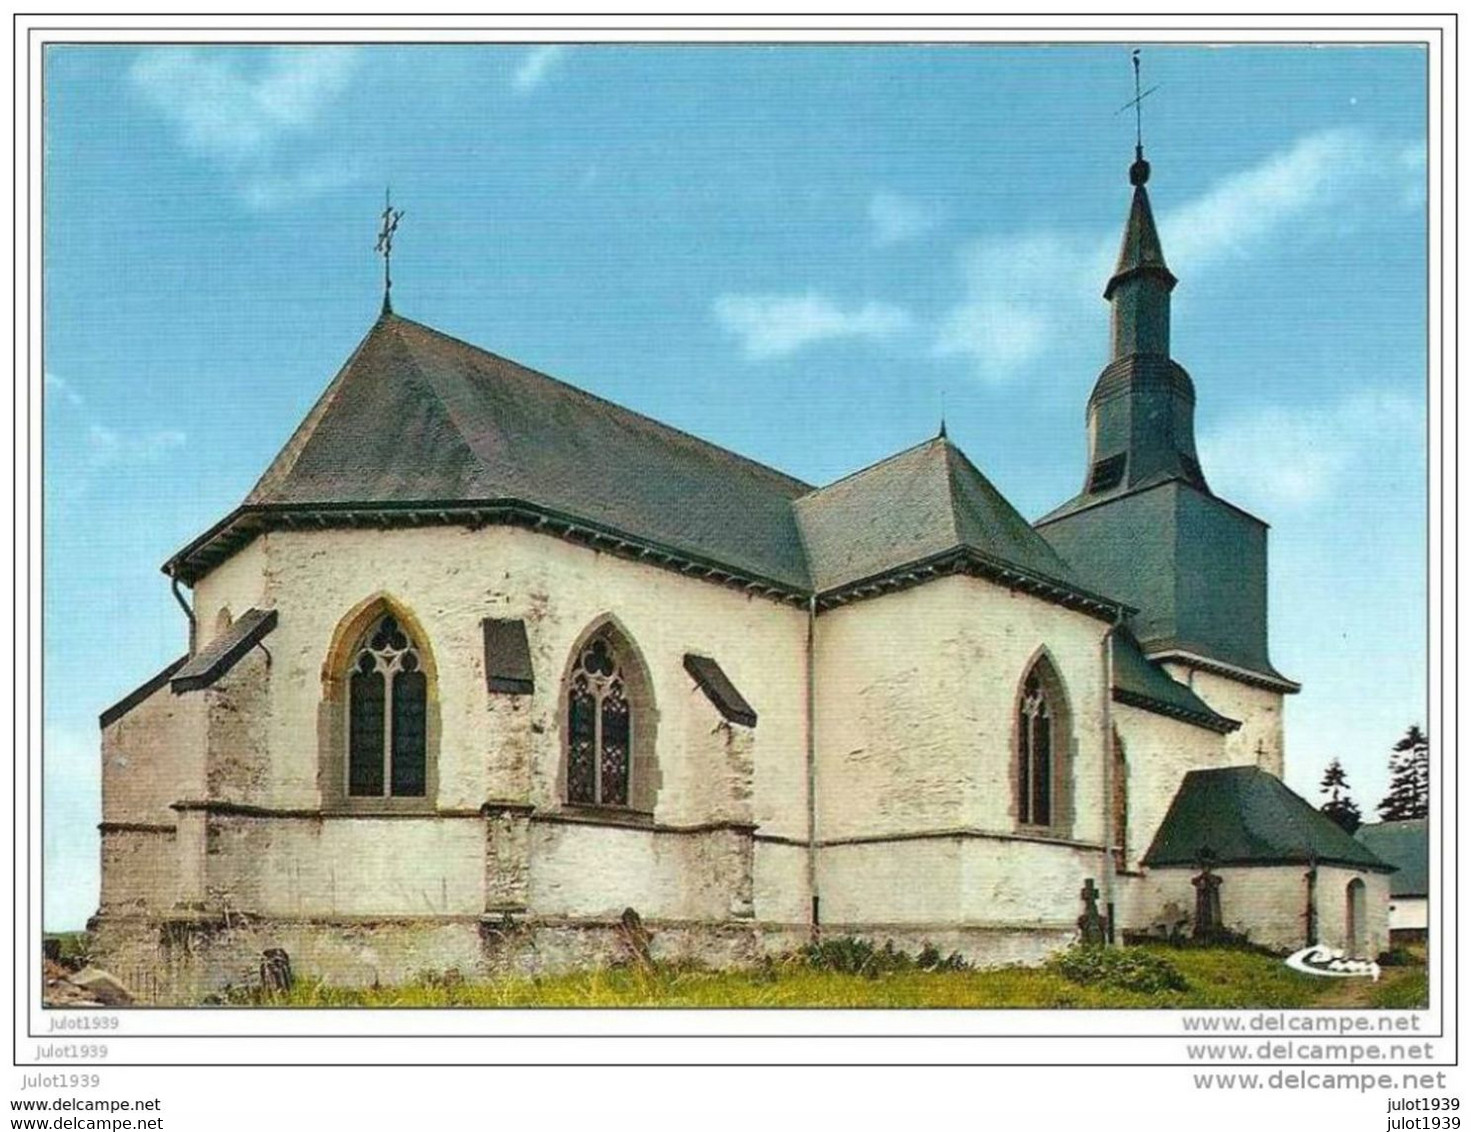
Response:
[1016,656,1071,831]
[566,635,633,807]
[1018,671,1053,826]
[348,613,429,798]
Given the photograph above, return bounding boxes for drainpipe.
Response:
[806,594,819,940]
[1100,610,1123,945]
[170,570,197,656]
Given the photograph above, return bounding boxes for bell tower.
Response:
[1036,136,1298,770]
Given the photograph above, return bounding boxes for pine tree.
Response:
[1318,758,1362,833]
[1377,724,1430,821]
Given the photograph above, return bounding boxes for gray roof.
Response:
[1144,766,1395,872]
[165,314,1125,618]
[794,437,1089,595]
[1356,820,1428,897]
[1111,628,1238,733]
[1104,182,1175,300]
[684,654,758,728]
[243,314,815,590]
[171,608,279,693]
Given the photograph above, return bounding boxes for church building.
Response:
[93,141,1393,1000]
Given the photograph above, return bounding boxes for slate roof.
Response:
[1111,628,1238,734]
[171,608,279,693]
[1104,182,1176,300]
[241,314,815,590]
[1144,766,1395,872]
[1355,820,1428,897]
[684,654,758,728]
[793,437,1092,596]
[164,313,1125,619]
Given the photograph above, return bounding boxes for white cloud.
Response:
[87,423,187,469]
[44,371,84,407]
[512,45,568,93]
[131,46,361,207]
[713,292,913,360]
[1199,388,1423,510]
[242,156,366,211]
[1163,128,1364,271]
[934,128,1424,381]
[868,190,941,247]
[933,230,1108,380]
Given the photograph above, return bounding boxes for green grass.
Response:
[1367,970,1429,1010]
[222,943,1427,1010]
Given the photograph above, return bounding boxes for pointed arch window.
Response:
[566,635,633,807]
[1018,670,1054,826]
[348,614,428,797]
[1015,656,1073,832]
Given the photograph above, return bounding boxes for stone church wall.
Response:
[1139,864,1389,956]
[813,572,1111,845]
[125,523,809,938]
[1161,664,1284,778]
[1111,702,1232,874]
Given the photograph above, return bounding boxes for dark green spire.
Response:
[1104,149,1177,359]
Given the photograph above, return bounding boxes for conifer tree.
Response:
[1318,758,1362,833]
[1377,724,1430,821]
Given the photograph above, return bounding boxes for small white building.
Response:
[1357,819,1428,940]
[92,145,1393,1000]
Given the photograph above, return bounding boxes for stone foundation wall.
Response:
[88,913,1078,1005]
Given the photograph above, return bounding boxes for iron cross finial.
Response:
[1116,49,1161,184]
[375,187,405,315]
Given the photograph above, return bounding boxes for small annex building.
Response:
[1356,819,1429,941]
[1144,767,1394,953]
[93,142,1392,1000]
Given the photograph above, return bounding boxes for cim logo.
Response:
[1285,944,1380,982]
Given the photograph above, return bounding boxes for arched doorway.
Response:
[1345,878,1367,955]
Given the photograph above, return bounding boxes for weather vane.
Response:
[375,187,405,315]
[1116,49,1161,185]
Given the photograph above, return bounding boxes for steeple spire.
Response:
[1104,177,1175,360]
[1058,65,1207,506]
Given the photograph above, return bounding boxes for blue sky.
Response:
[42,43,1428,929]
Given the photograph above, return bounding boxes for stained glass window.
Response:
[566,635,633,807]
[1018,670,1054,826]
[347,614,428,798]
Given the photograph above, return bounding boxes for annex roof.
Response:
[1143,766,1394,872]
[1111,628,1238,734]
[1355,819,1428,898]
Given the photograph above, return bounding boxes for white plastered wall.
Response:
[1161,664,1285,779]
[179,523,810,923]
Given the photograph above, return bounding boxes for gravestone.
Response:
[1192,850,1224,941]
[1077,878,1108,945]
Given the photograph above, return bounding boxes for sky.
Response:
[41,42,1429,929]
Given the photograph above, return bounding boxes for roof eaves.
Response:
[1112,687,1240,734]
[815,544,1133,622]
[166,499,813,602]
[1144,646,1302,695]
